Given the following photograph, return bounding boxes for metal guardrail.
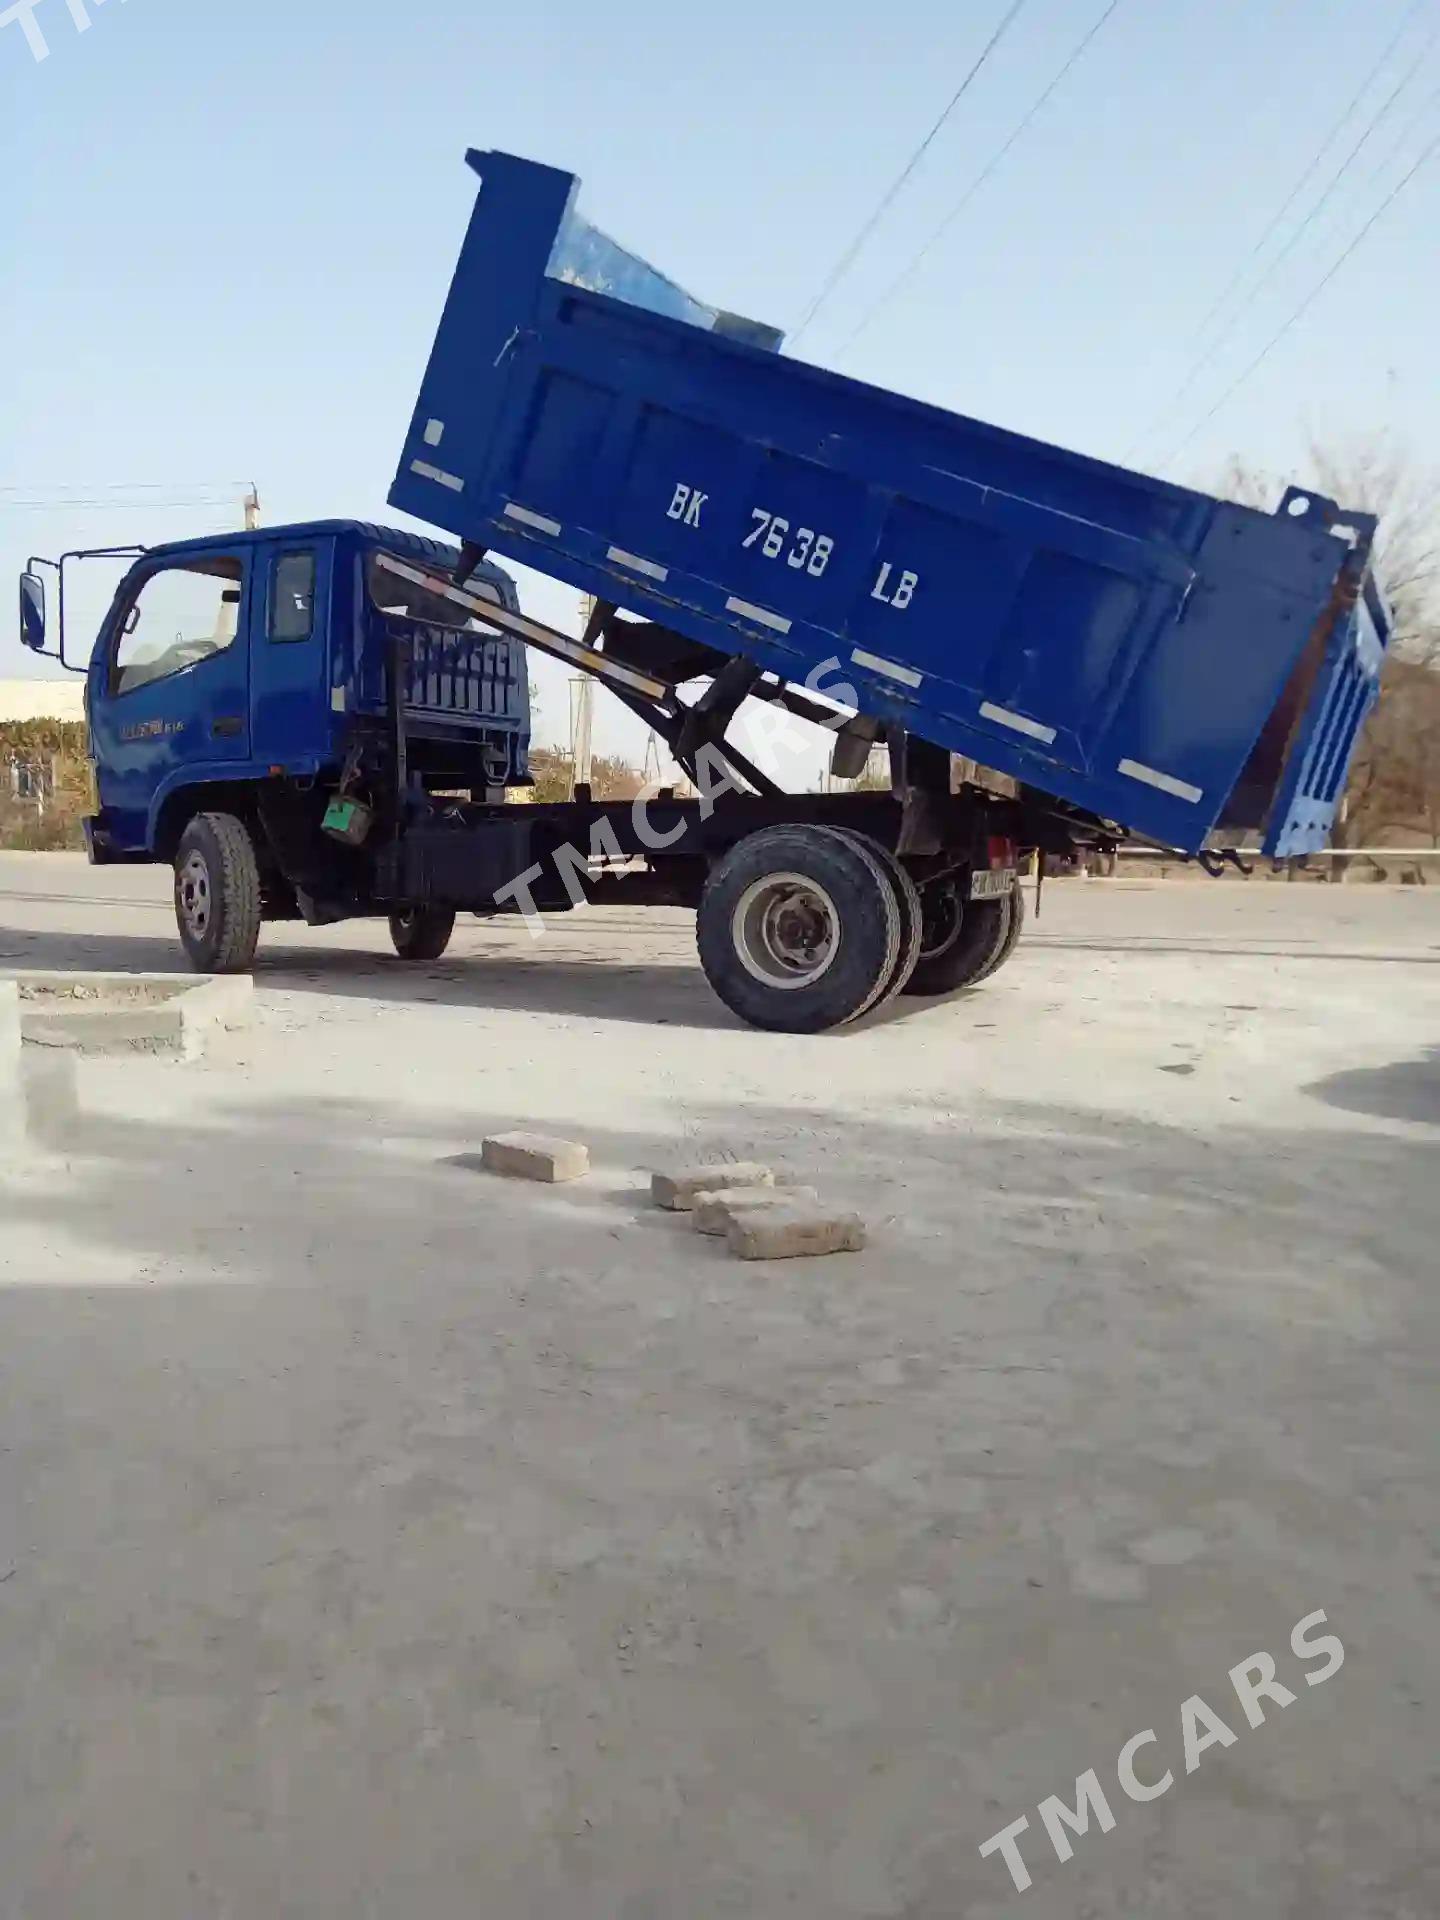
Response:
[1114,845,1440,860]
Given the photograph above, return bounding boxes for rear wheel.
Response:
[697,824,900,1033]
[902,876,1014,998]
[389,907,456,961]
[972,881,1025,984]
[817,827,923,1009]
[174,811,262,973]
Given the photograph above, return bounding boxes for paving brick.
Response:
[693,1185,820,1236]
[651,1163,774,1211]
[480,1132,590,1183]
[726,1207,867,1261]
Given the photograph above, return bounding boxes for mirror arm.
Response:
[21,547,148,674]
[21,556,67,668]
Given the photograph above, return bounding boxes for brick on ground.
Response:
[726,1206,867,1261]
[693,1185,820,1236]
[651,1163,774,1211]
[480,1132,590,1183]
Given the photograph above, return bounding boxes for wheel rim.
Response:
[731,872,840,990]
[178,850,212,941]
[918,882,963,960]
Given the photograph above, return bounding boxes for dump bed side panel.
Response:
[390,152,1375,855]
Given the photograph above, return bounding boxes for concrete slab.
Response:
[7,971,252,1059]
[0,976,18,1062]
[0,979,20,1156]
[1,978,78,1153]
[16,1051,80,1151]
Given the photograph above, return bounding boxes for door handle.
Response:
[211,716,244,738]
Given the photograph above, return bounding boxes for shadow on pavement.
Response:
[1308,1048,1440,1127]
[0,919,975,1034]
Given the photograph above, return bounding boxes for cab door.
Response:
[251,538,328,759]
[88,551,252,853]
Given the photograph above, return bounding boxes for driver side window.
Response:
[112,558,244,697]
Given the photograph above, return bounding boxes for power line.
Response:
[1155,122,1440,468]
[3,500,239,511]
[1353,73,1440,196]
[1127,5,1439,460]
[788,0,1031,346]
[0,479,249,494]
[830,0,1127,360]
[1183,0,1429,353]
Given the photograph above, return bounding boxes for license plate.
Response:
[970,866,1017,901]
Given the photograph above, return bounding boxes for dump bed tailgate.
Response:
[390,150,1390,857]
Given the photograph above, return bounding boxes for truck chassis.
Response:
[170,552,1104,1032]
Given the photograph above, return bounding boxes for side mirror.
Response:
[20,571,46,652]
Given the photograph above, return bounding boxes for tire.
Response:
[971,881,1025,984]
[696,824,901,1033]
[389,907,457,961]
[817,827,923,1009]
[174,811,262,973]
[901,876,1014,998]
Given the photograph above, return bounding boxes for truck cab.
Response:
[19,520,533,970]
[23,520,527,867]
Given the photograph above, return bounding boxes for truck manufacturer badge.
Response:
[118,718,181,743]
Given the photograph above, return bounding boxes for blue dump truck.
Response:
[19,150,1391,1031]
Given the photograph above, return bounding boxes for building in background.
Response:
[0,680,86,725]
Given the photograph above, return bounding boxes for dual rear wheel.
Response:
[696,824,1023,1033]
[906,872,1024,998]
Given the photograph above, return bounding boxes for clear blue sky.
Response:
[4,0,1436,756]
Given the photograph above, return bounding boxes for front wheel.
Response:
[174,812,263,973]
[389,907,456,961]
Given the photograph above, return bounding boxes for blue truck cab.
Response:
[15,149,1394,1032]
[76,520,527,864]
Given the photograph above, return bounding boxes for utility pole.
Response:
[642,730,663,786]
[568,675,594,796]
[569,593,595,797]
[243,484,261,531]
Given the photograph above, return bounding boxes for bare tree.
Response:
[1219,432,1440,664]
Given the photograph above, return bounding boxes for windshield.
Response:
[366,550,501,633]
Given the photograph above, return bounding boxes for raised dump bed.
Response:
[390,149,1390,859]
